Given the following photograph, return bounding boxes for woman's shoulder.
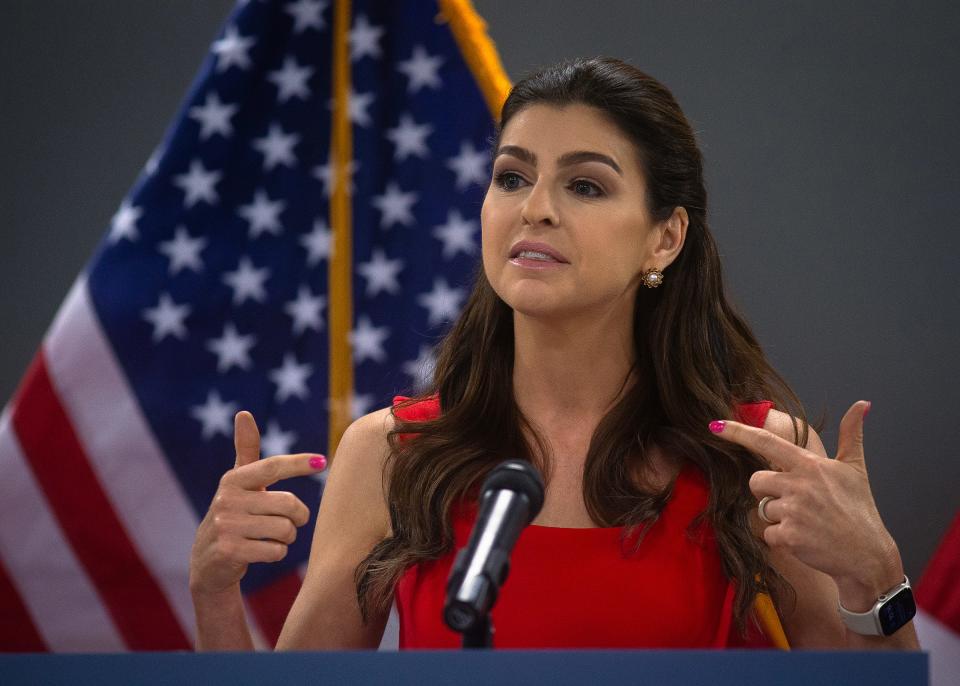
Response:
[340,406,395,450]
[761,408,795,439]
[759,407,825,453]
[323,408,396,542]
[336,395,440,471]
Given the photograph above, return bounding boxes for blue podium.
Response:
[0,650,929,685]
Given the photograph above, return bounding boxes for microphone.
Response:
[443,459,545,641]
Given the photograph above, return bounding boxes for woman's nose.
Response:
[520,180,559,227]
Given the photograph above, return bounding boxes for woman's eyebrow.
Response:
[557,151,622,176]
[494,145,536,165]
[494,146,622,176]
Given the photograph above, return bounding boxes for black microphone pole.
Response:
[443,460,545,648]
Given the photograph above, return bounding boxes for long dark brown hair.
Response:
[356,57,808,636]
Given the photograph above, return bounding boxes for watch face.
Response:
[879,587,917,636]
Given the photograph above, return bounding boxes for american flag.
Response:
[0,0,508,651]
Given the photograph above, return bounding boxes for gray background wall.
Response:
[1,1,957,580]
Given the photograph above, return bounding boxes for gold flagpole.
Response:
[328,0,354,459]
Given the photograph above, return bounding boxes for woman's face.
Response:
[481,103,676,321]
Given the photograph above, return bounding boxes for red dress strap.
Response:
[735,400,774,428]
[392,395,440,423]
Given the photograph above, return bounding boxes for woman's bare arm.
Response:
[275,408,394,649]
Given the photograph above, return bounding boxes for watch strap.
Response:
[837,575,911,636]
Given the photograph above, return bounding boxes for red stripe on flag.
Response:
[917,510,960,635]
[11,353,191,650]
[245,570,303,648]
[0,553,48,652]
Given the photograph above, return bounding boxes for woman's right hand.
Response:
[189,410,327,598]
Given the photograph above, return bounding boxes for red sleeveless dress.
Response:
[393,396,777,649]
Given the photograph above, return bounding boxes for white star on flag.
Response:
[447,140,489,190]
[212,25,255,72]
[350,315,390,364]
[402,345,437,393]
[349,15,384,61]
[158,226,207,274]
[238,189,285,238]
[188,92,237,139]
[340,89,376,127]
[173,159,222,207]
[142,293,191,342]
[386,114,433,161]
[351,392,376,419]
[268,57,314,102]
[301,219,334,264]
[285,0,327,33]
[371,181,418,229]
[191,390,237,439]
[260,420,297,457]
[206,323,256,372]
[223,257,270,305]
[397,44,444,93]
[313,158,358,198]
[144,145,163,176]
[418,278,466,326]
[357,248,404,296]
[284,286,326,335]
[433,209,478,258]
[269,353,313,402]
[109,199,142,243]
[252,123,300,171]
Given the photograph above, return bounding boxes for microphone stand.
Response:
[462,614,493,649]
[444,572,495,648]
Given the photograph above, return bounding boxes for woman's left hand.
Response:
[710,400,903,605]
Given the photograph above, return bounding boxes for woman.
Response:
[189,58,919,650]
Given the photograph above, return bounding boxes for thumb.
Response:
[836,400,870,469]
[234,411,261,468]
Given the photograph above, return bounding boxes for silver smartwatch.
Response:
[837,575,916,636]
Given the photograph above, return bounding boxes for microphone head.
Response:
[480,460,545,523]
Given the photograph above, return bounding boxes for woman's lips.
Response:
[508,250,568,270]
[507,241,569,268]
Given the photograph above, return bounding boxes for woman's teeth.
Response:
[516,250,555,261]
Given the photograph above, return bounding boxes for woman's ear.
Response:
[652,206,688,267]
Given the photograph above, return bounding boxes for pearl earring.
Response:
[641,267,664,288]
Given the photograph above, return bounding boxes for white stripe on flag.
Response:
[380,601,400,651]
[242,598,271,651]
[916,609,960,686]
[44,278,200,644]
[0,408,125,651]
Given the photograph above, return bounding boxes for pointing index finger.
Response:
[709,419,805,471]
[226,453,327,491]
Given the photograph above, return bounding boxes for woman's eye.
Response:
[571,179,603,197]
[493,171,524,191]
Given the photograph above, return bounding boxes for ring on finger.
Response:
[758,495,777,524]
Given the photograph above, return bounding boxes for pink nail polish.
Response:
[863,402,871,419]
[309,455,327,470]
[709,420,726,434]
